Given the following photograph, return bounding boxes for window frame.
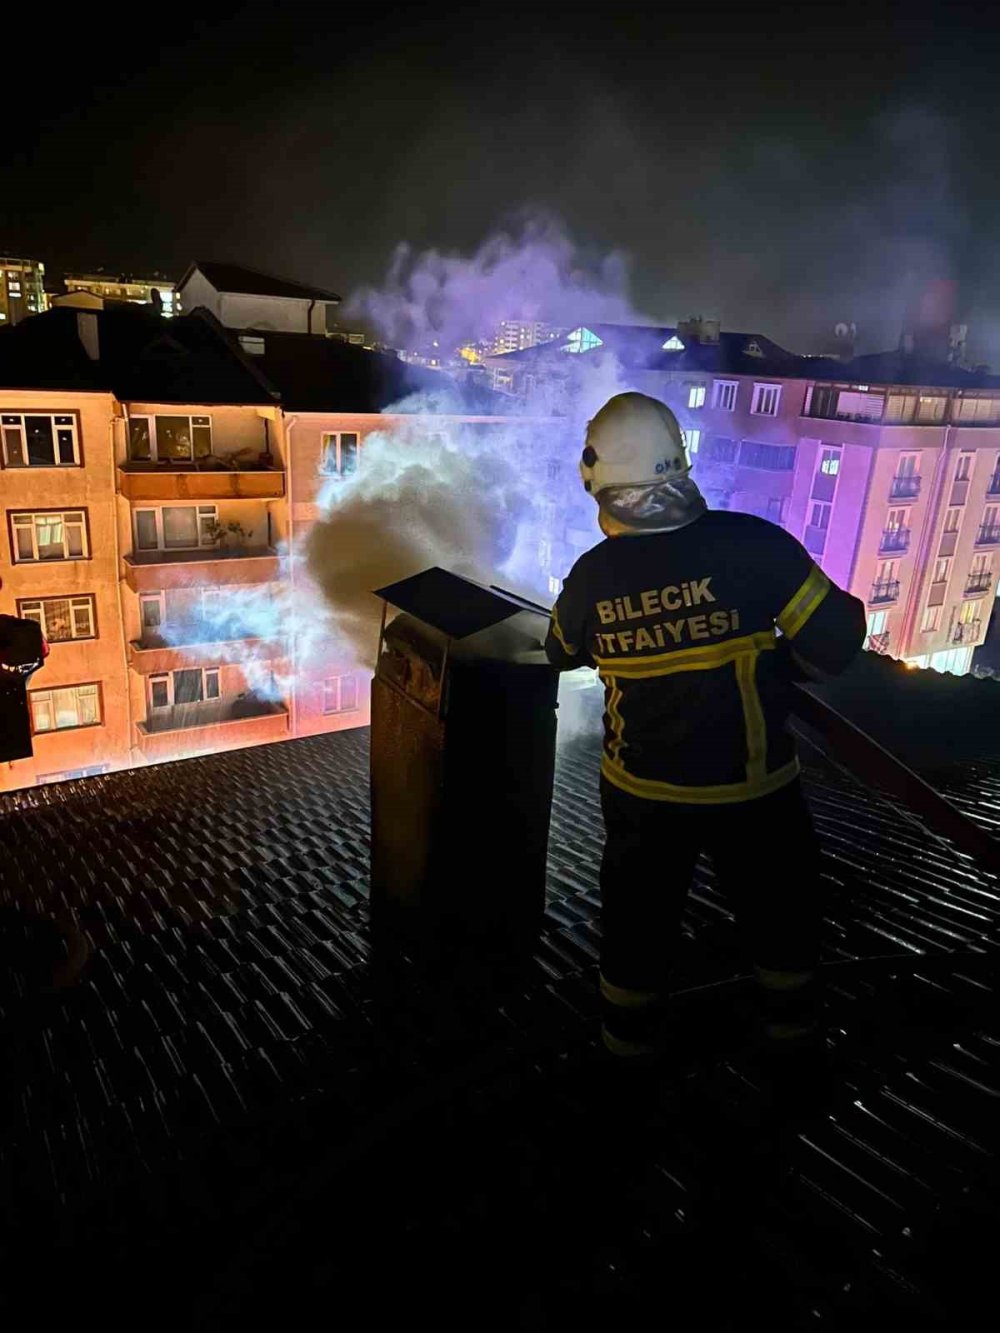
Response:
[750,383,782,417]
[712,380,738,411]
[685,429,701,455]
[148,666,222,710]
[921,606,941,633]
[9,509,90,563]
[133,504,219,552]
[1,410,82,468]
[28,681,103,734]
[322,673,361,716]
[687,384,706,409]
[16,594,97,642]
[819,448,841,476]
[319,431,361,476]
[127,413,213,464]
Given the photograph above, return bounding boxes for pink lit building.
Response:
[486,320,1000,674]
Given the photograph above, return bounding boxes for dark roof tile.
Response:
[182,261,341,303]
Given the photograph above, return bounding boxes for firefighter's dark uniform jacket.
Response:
[545,511,867,804]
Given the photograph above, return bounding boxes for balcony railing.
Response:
[141,696,284,735]
[953,620,982,645]
[123,546,281,593]
[975,525,1000,547]
[889,475,921,501]
[965,573,993,596]
[879,528,910,554]
[867,631,891,654]
[119,464,285,502]
[988,472,1000,497]
[869,579,900,604]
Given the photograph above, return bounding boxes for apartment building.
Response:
[0,288,506,791]
[63,270,179,317]
[486,321,1000,673]
[0,256,47,326]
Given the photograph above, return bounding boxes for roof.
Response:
[0,306,277,404]
[181,261,341,304]
[228,328,511,414]
[492,322,1000,391]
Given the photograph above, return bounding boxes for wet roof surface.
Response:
[0,729,998,1327]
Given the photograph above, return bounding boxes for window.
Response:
[921,606,941,633]
[702,436,738,464]
[538,539,552,568]
[30,683,101,732]
[149,667,221,709]
[960,599,982,626]
[687,384,706,409]
[546,460,562,482]
[897,454,919,477]
[885,508,906,533]
[128,415,212,463]
[956,454,974,480]
[810,502,831,530]
[970,554,991,576]
[819,449,841,475]
[134,505,218,551]
[767,497,786,525]
[11,510,87,562]
[685,429,701,455]
[140,593,164,632]
[662,335,685,351]
[877,561,897,582]
[954,397,1000,424]
[238,335,265,355]
[885,394,917,424]
[37,765,109,785]
[751,384,781,417]
[916,396,947,424]
[713,381,738,411]
[562,327,603,354]
[547,575,561,597]
[17,595,95,642]
[933,558,950,584]
[1,413,79,467]
[744,340,764,358]
[944,507,961,533]
[737,441,795,471]
[320,432,360,475]
[866,610,888,636]
[323,674,360,715]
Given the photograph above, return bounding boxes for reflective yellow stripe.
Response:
[549,606,578,656]
[599,974,660,1008]
[735,650,767,784]
[601,754,800,805]
[606,675,626,764]
[601,1027,660,1058]
[755,967,815,992]
[595,630,776,679]
[777,565,830,640]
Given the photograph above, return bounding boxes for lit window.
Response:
[323,674,360,715]
[866,610,888,636]
[320,432,360,475]
[751,384,781,416]
[687,385,706,409]
[562,327,603,354]
[17,596,95,642]
[685,429,701,455]
[662,335,685,351]
[547,575,561,597]
[11,510,87,562]
[713,381,738,411]
[921,606,941,633]
[128,415,211,463]
[133,505,219,551]
[239,335,265,356]
[149,667,221,709]
[30,683,100,732]
[819,449,840,475]
[955,454,973,480]
[1,413,79,467]
[744,340,764,358]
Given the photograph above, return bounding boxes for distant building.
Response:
[63,270,179,317]
[177,261,340,334]
[491,320,561,354]
[486,320,1000,675]
[0,256,47,326]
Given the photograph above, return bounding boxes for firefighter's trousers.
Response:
[598,775,823,1055]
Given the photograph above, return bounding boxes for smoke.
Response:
[347,212,646,355]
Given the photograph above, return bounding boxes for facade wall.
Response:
[0,390,131,788]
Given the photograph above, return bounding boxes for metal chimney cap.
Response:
[373,567,537,640]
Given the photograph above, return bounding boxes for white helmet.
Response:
[579,392,690,497]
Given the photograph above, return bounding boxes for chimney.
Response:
[76,312,99,361]
[677,316,720,345]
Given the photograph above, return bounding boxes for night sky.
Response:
[10,2,1000,356]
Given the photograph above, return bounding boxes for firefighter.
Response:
[545,392,866,1071]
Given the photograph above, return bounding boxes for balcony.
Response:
[952,620,982,645]
[119,463,285,503]
[135,699,289,761]
[868,579,900,605]
[124,546,281,593]
[965,573,993,597]
[975,525,1000,547]
[988,472,1000,497]
[879,528,910,554]
[129,634,285,675]
[889,475,921,502]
